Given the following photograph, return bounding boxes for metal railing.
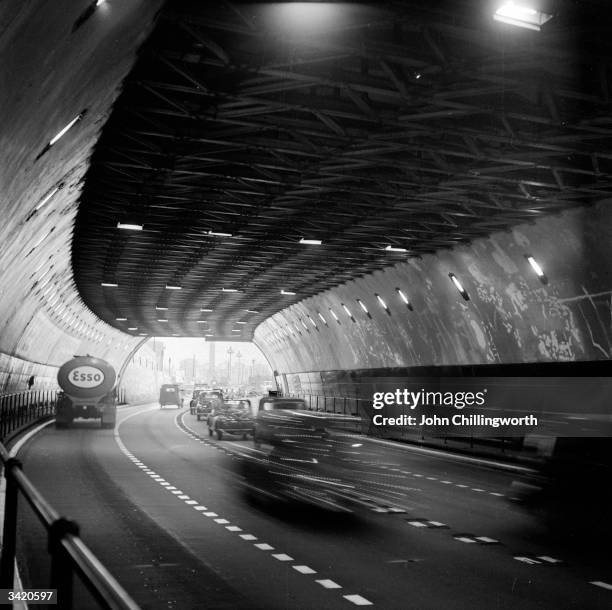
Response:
[0,442,141,609]
[0,390,58,440]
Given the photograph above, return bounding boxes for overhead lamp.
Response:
[205,333,214,337]
[376,294,391,315]
[299,238,322,245]
[115,317,127,321]
[281,289,296,295]
[525,255,548,284]
[396,287,414,311]
[231,329,241,333]
[449,273,470,301]
[35,187,61,212]
[172,334,180,337]
[329,308,340,323]
[48,112,85,147]
[200,308,213,312]
[165,284,182,290]
[236,321,247,325]
[208,230,233,237]
[493,2,552,31]
[156,306,168,311]
[221,288,239,293]
[384,245,407,253]
[117,222,143,231]
[317,312,328,325]
[307,315,318,329]
[96,0,106,5]
[157,319,168,322]
[101,282,118,287]
[356,299,371,318]
[128,327,138,331]
[245,309,259,314]
[197,320,208,324]
[341,303,356,322]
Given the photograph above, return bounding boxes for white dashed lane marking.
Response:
[590,581,612,591]
[317,579,342,589]
[344,594,374,606]
[294,565,317,574]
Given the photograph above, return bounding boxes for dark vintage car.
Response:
[159,384,182,409]
[207,399,253,440]
[195,390,223,420]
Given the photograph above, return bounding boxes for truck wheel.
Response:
[216,429,223,441]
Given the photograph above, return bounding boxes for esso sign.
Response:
[69,366,105,389]
[58,356,116,398]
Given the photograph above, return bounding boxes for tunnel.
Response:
[1,1,612,608]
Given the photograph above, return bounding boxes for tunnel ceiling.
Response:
[73,0,612,340]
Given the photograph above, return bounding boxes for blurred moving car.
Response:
[159,384,182,409]
[196,390,223,421]
[207,399,253,440]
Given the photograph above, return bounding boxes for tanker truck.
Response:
[55,356,117,428]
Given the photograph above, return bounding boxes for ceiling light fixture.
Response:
[115,317,127,321]
[384,245,408,253]
[48,112,85,147]
[101,282,118,287]
[200,308,214,312]
[299,238,322,245]
[449,273,470,301]
[221,288,239,293]
[245,309,259,314]
[493,2,552,30]
[156,306,168,311]
[356,299,371,318]
[117,222,143,231]
[165,284,182,290]
[157,319,168,322]
[525,255,549,284]
[396,287,414,311]
[281,289,296,295]
[208,230,233,237]
[376,293,391,315]
[329,308,340,323]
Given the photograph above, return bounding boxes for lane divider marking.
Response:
[112,408,374,607]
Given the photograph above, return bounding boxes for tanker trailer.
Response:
[56,356,117,428]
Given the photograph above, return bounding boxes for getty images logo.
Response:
[372,388,487,410]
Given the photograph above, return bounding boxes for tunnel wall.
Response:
[0,2,164,401]
[254,201,612,385]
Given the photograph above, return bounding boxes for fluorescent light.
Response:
[245,309,259,314]
[155,306,168,310]
[205,333,214,337]
[96,0,106,5]
[376,294,390,312]
[35,187,60,211]
[341,304,353,317]
[157,319,168,322]
[49,113,84,146]
[117,223,143,231]
[384,245,408,253]
[526,255,544,277]
[200,308,213,312]
[281,289,296,295]
[101,282,118,287]
[329,308,340,323]
[317,312,327,325]
[165,284,182,290]
[299,238,322,245]
[231,329,241,332]
[357,299,369,314]
[396,287,414,310]
[493,2,552,31]
[208,230,233,237]
[197,320,208,324]
[236,321,247,324]
[128,327,138,331]
[222,288,239,293]
[115,317,127,321]
[449,273,470,301]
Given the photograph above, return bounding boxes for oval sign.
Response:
[68,366,105,389]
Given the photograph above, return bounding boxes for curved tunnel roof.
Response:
[72,0,612,340]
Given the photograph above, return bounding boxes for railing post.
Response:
[0,457,21,588]
[49,517,80,610]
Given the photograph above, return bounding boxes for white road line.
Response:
[255,543,274,550]
[193,506,207,511]
[317,579,342,589]
[294,565,316,574]
[272,553,293,561]
[514,556,542,565]
[489,492,504,497]
[204,512,218,517]
[455,537,477,543]
[185,500,198,505]
[240,534,257,541]
[428,521,446,527]
[538,556,562,564]
[214,518,230,524]
[475,537,498,544]
[178,494,190,500]
[471,488,485,492]
[407,521,428,528]
[226,526,242,532]
[344,594,373,606]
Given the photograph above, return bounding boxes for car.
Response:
[196,390,223,421]
[159,384,182,409]
[207,399,253,440]
[253,397,327,448]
